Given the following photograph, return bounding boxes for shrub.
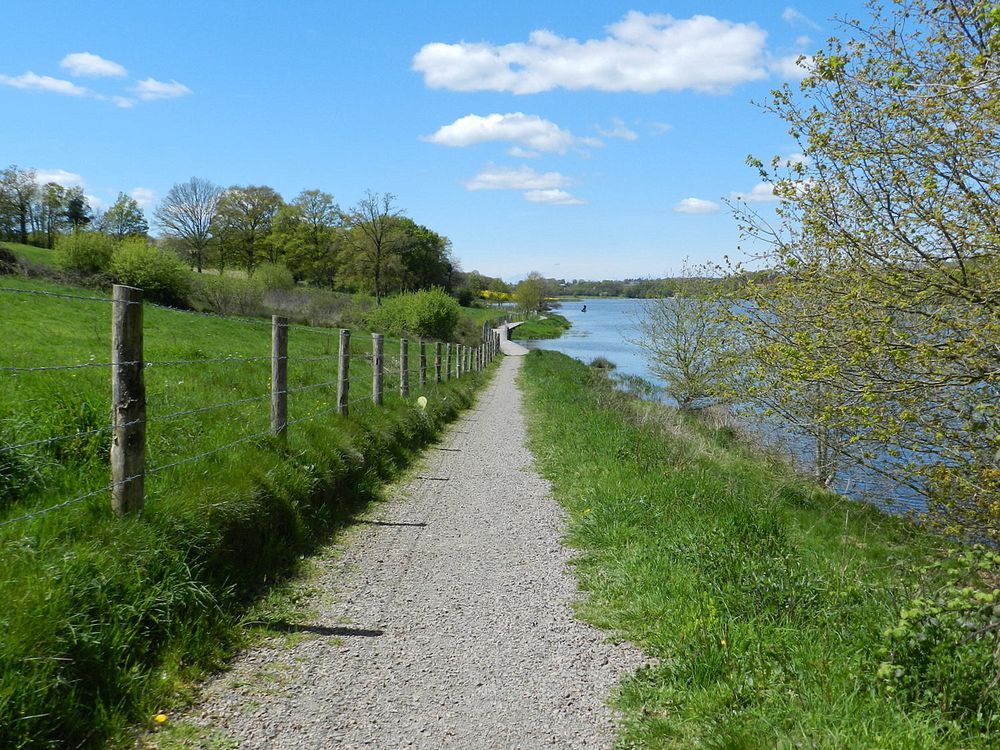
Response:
[110,239,193,307]
[56,232,115,275]
[368,288,460,341]
[0,246,17,275]
[191,274,264,316]
[590,356,617,370]
[254,263,295,292]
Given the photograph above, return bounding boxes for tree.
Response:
[0,165,37,244]
[270,189,342,286]
[37,183,68,248]
[64,187,92,232]
[212,185,283,275]
[101,192,148,239]
[634,269,729,412]
[343,191,403,303]
[396,218,453,292]
[514,272,550,312]
[155,177,223,272]
[731,0,1000,536]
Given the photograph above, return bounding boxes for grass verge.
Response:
[520,350,995,748]
[0,275,492,749]
[510,313,571,340]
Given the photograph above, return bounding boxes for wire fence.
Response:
[1,283,508,531]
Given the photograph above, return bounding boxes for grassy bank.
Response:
[0,275,491,749]
[510,313,571,340]
[520,350,996,748]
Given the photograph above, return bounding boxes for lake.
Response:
[524,297,925,515]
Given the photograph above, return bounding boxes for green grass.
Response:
[510,313,571,340]
[1,240,61,269]
[0,275,493,749]
[520,350,993,749]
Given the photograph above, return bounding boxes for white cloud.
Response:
[731,182,779,203]
[60,52,127,78]
[133,78,192,101]
[413,11,769,94]
[784,152,810,167]
[87,194,105,211]
[524,189,585,205]
[34,169,85,188]
[673,197,721,214]
[507,146,541,158]
[648,121,672,135]
[781,7,821,30]
[130,187,156,208]
[597,117,637,141]
[425,113,581,153]
[0,72,89,97]
[465,166,570,191]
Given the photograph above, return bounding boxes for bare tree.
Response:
[0,165,38,244]
[343,190,403,303]
[155,177,223,272]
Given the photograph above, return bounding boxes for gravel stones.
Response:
[186,356,643,748]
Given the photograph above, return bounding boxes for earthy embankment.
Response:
[164,354,642,748]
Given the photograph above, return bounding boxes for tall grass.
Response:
[520,350,993,748]
[0,275,489,748]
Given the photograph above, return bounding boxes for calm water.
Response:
[525,298,924,514]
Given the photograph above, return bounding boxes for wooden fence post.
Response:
[111,284,145,516]
[372,333,383,405]
[400,338,409,397]
[435,342,442,384]
[456,344,463,378]
[271,316,288,440]
[445,343,452,381]
[337,329,350,416]
[419,340,427,386]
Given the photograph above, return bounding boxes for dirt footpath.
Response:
[176,355,642,749]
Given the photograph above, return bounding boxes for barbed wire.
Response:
[146,355,279,367]
[152,392,276,422]
[0,420,146,454]
[0,481,113,529]
[145,426,277,477]
[0,287,123,304]
[0,360,139,374]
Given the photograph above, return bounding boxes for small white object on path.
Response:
[185,355,643,749]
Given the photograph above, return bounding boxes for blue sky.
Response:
[1,1,867,280]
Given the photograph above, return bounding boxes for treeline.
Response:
[0,168,509,304]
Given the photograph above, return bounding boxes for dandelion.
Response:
[153,713,168,724]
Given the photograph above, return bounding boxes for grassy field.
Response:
[0,273,492,748]
[510,313,571,340]
[520,350,995,748]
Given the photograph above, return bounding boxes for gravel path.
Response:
[181,356,643,749]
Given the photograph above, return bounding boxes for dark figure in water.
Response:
[581,304,587,312]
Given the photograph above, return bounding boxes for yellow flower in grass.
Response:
[153,713,168,725]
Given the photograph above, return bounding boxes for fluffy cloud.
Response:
[731,182,779,203]
[0,72,88,97]
[413,11,768,94]
[130,187,156,208]
[597,118,637,141]
[133,78,192,101]
[60,52,127,78]
[425,113,580,154]
[34,169,85,187]
[781,7,820,30]
[465,166,570,191]
[673,197,721,214]
[523,189,585,205]
[770,53,813,80]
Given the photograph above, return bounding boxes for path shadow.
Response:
[357,520,428,528]
[260,622,384,638]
